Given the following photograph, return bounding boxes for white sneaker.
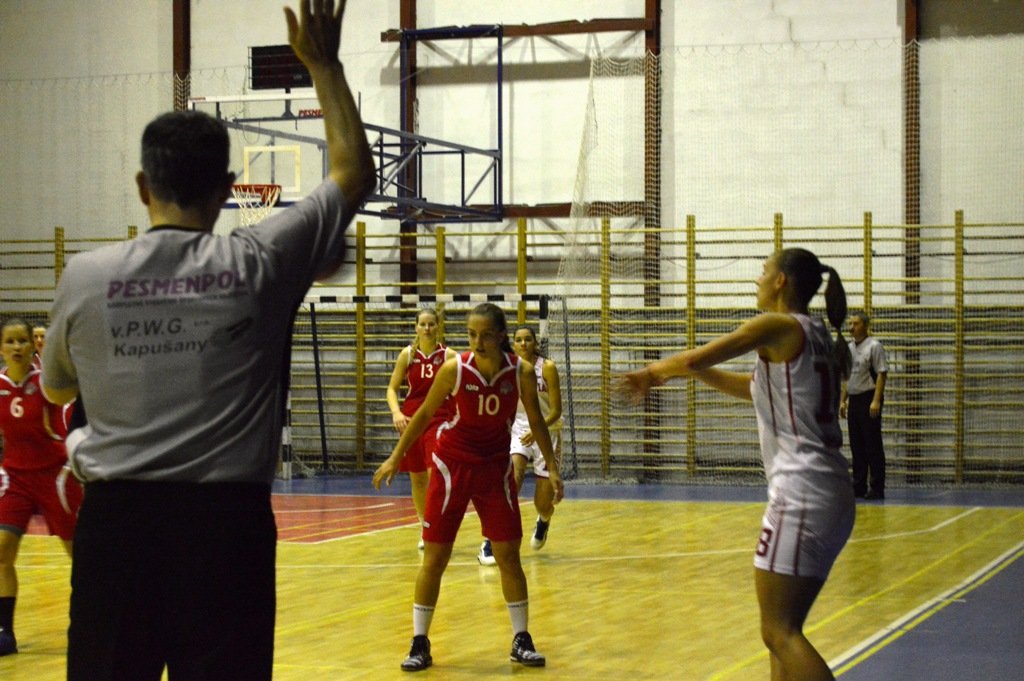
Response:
[418,537,425,551]
[477,539,497,565]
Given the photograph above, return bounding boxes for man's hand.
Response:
[284,0,345,71]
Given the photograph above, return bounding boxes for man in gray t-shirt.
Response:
[840,311,889,500]
[42,4,374,680]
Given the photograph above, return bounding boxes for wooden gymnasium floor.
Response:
[3,477,1022,680]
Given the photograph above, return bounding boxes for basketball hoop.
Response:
[231,184,281,226]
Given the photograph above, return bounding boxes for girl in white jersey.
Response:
[620,248,854,681]
[510,326,562,550]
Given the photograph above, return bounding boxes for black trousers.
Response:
[848,392,886,495]
[67,480,277,681]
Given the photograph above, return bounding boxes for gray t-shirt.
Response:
[44,180,351,484]
[846,335,888,396]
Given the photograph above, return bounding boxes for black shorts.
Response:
[67,479,277,681]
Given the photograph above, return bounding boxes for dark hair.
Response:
[851,311,870,326]
[2,317,33,338]
[774,248,851,378]
[471,303,512,353]
[513,324,549,357]
[513,325,536,341]
[141,111,231,208]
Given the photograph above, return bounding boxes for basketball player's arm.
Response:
[520,361,564,503]
[386,347,411,433]
[520,360,562,447]
[541,360,563,428]
[43,384,78,406]
[618,313,797,402]
[373,358,457,489]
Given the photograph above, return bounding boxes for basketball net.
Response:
[232,184,281,226]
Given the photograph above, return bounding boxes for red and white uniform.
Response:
[398,344,452,474]
[750,314,855,580]
[423,351,522,543]
[0,368,83,539]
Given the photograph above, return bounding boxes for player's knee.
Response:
[760,619,798,654]
[491,542,523,570]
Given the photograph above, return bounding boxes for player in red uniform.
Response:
[386,309,456,550]
[374,303,564,672]
[0,317,83,656]
[30,324,46,371]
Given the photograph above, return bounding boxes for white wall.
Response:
[1,1,1020,289]
[0,0,170,79]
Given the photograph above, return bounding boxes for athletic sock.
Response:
[0,597,14,632]
[412,603,435,637]
[507,599,529,634]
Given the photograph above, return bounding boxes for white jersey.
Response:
[750,314,848,486]
[512,356,560,432]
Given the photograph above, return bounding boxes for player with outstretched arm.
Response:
[620,248,855,681]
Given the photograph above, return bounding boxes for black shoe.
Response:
[510,631,546,667]
[401,635,432,672]
[864,489,885,500]
[478,539,497,566]
[531,516,550,550]
[0,628,17,656]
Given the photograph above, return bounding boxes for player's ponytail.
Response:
[776,248,851,379]
[821,264,852,379]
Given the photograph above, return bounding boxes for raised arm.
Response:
[284,0,375,206]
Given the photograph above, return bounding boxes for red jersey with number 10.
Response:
[0,368,69,471]
[402,344,453,420]
[435,351,520,462]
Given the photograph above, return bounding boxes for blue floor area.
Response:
[839,546,1024,681]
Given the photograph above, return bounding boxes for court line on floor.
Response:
[706,507,1022,680]
[831,538,1024,676]
[845,506,981,544]
[274,502,398,513]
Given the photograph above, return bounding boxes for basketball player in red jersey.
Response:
[386,309,457,550]
[31,324,46,370]
[0,317,83,656]
[374,303,564,672]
